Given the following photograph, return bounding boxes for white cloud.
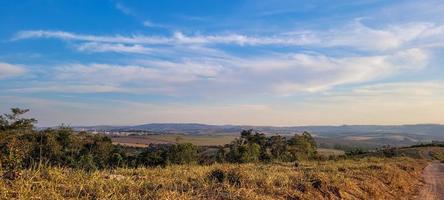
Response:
[13,21,444,51]
[6,48,423,96]
[142,20,169,28]
[239,48,428,95]
[7,20,439,97]
[115,2,135,16]
[11,30,318,46]
[13,30,173,44]
[8,85,126,93]
[52,62,223,90]
[319,22,432,51]
[353,81,444,97]
[76,42,154,54]
[0,62,26,79]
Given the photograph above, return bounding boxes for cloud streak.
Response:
[13,21,444,51]
[0,62,26,79]
[5,47,428,96]
[76,42,154,54]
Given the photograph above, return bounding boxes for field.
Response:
[0,157,427,200]
[316,148,345,156]
[397,146,444,160]
[111,134,238,146]
[111,134,345,157]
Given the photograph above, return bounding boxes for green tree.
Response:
[226,138,261,163]
[288,132,317,160]
[138,145,169,167]
[77,154,97,171]
[167,143,199,165]
[268,135,290,161]
[240,143,261,163]
[0,108,36,170]
[0,108,36,132]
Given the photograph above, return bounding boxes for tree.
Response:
[240,143,260,163]
[77,154,97,171]
[226,137,261,163]
[0,108,36,132]
[0,108,36,170]
[138,145,169,167]
[167,143,199,165]
[109,153,123,168]
[288,132,317,160]
[268,135,289,161]
[215,146,227,163]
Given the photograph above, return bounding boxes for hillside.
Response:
[74,123,444,137]
[76,124,444,147]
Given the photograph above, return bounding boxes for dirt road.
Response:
[417,162,444,200]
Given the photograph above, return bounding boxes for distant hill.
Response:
[71,123,444,149]
[73,123,444,138]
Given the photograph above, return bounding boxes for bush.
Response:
[167,143,199,165]
[208,169,225,183]
[77,154,97,172]
[227,170,242,187]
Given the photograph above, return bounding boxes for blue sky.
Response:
[1,0,444,126]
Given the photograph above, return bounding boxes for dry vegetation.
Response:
[0,157,427,200]
[397,147,444,161]
[111,134,238,147]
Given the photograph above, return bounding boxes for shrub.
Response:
[227,169,242,187]
[77,154,97,172]
[208,169,225,183]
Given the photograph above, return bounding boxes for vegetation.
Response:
[223,130,317,163]
[112,134,238,146]
[0,108,318,171]
[0,157,427,199]
[0,108,439,199]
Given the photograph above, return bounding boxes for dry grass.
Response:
[0,157,427,200]
[316,148,345,157]
[398,147,444,160]
[112,134,238,147]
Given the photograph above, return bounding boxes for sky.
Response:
[1,0,444,126]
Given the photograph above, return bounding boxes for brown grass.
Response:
[112,134,238,147]
[0,157,427,200]
[398,147,444,160]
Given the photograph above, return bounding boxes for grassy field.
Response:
[111,135,345,157]
[0,157,427,200]
[397,146,444,160]
[316,148,345,156]
[112,134,238,146]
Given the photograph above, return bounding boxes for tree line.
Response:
[0,108,317,172]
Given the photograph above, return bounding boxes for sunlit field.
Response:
[0,157,427,200]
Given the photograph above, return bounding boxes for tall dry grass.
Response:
[0,157,427,200]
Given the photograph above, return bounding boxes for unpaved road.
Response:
[417,163,444,200]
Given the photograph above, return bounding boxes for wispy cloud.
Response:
[0,62,26,79]
[13,30,172,44]
[54,62,222,84]
[9,18,440,97]
[76,42,154,54]
[8,84,127,93]
[353,81,444,97]
[13,30,313,46]
[5,47,428,96]
[256,48,428,94]
[115,2,135,16]
[142,20,170,29]
[13,21,444,50]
